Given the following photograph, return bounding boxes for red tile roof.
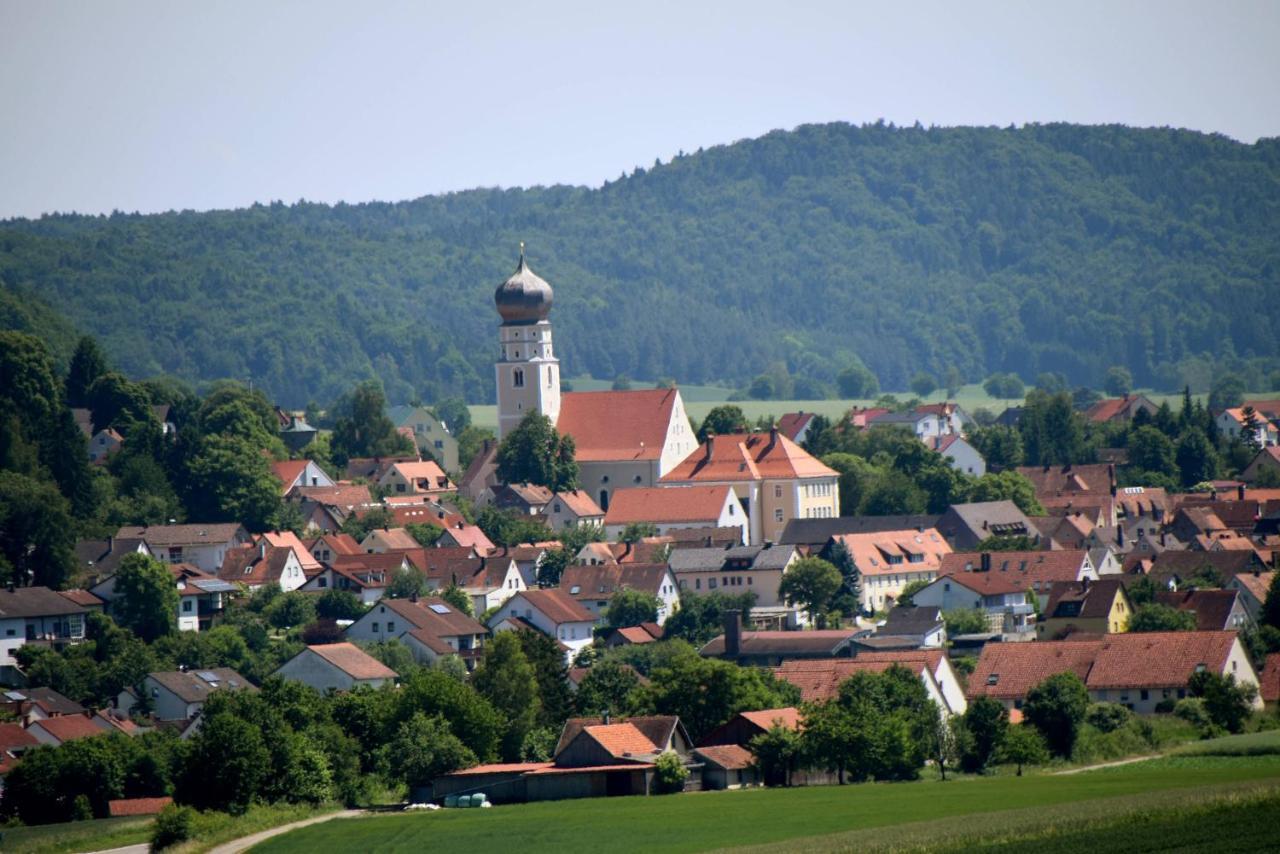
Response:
[557,389,680,462]
[1016,464,1115,496]
[561,563,671,603]
[604,485,734,526]
[695,744,755,770]
[738,707,802,732]
[777,412,816,442]
[57,589,103,608]
[1085,631,1241,690]
[295,484,372,508]
[271,460,309,490]
[1260,653,1280,704]
[1233,571,1275,605]
[940,551,1090,589]
[554,489,605,518]
[967,642,1102,701]
[774,659,933,702]
[0,722,38,774]
[30,714,105,744]
[108,797,172,817]
[662,431,837,482]
[302,642,398,680]
[832,529,952,578]
[584,722,658,757]
[510,588,596,624]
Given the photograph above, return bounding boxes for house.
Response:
[1143,550,1268,590]
[544,490,606,530]
[878,606,947,648]
[305,532,363,564]
[27,714,106,746]
[559,563,681,625]
[1227,571,1275,623]
[1037,579,1133,639]
[576,539,677,567]
[939,550,1102,610]
[910,571,1037,638]
[117,668,254,722]
[701,610,858,666]
[1,686,84,724]
[432,715,692,804]
[273,643,398,692]
[697,707,802,789]
[935,501,1037,551]
[217,542,309,592]
[1085,394,1159,424]
[360,527,421,553]
[377,459,455,497]
[487,482,554,515]
[827,527,953,613]
[489,589,597,662]
[413,551,524,615]
[278,412,318,453]
[75,536,153,579]
[89,562,225,631]
[269,459,335,495]
[345,596,487,669]
[777,412,819,445]
[458,439,501,503]
[668,543,800,628]
[968,632,1261,713]
[604,485,748,544]
[1260,653,1280,710]
[1242,447,1280,484]
[1216,404,1280,447]
[557,388,699,513]
[1154,589,1251,631]
[87,428,123,464]
[343,454,421,483]
[290,484,373,532]
[0,586,90,681]
[1115,486,1172,523]
[604,623,664,648]
[387,405,460,472]
[117,523,251,574]
[869,403,970,439]
[0,722,39,789]
[660,429,840,545]
[779,514,941,551]
[928,434,986,476]
[1016,464,1118,527]
[774,651,967,716]
[846,406,891,430]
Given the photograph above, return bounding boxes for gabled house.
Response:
[559,563,681,625]
[1037,578,1133,639]
[869,403,970,439]
[117,523,251,574]
[290,484,373,532]
[1016,464,1117,528]
[387,405,460,472]
[377,460,455,497]
[669,543,800,627]
[487,482,554,515]
[935,501,1037,551]
[927,434,986,476]
[1242,447,1280,485]
[1216,405,1280,447]
[410,551,524,615]
[544,490,606,530]
[604,485,748,544]
[345,596,487,669]
[910,570,1037,638]
[1,686,85,724]
[1154,589,1251,631]
[27,714,106,747]
[774,652,967,716]
[87,428,123,464]
[269,459,335,495]
[0,721,39,788]
[878,606,947,648]
[777,412,819,445]
[701,611,858,666]
[360,527,421,553]
[89,562,228,631]
[273,643,398,692]
[75,535,153,579]
[938,550,1102,610]
[117,668,253,722]
[305,532,363,564]
[0,586,90,681]
[828,528,953,613]
[489,589,597,662]
[1085,395,1159,424]
[1143,550,1268,590]
[697,707,801,789]
[1227,571,1275,623]
[217,542,309,592]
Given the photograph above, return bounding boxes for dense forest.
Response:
[2,122,1278,407]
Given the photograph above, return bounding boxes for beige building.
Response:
[830,528,953,613]
[659,429,839,544]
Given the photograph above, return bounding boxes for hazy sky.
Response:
[2,1,1278,219]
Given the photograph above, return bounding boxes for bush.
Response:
[1174,698,1221,738]
[1154,698,1177,714]
[152,803,196,850]
[653,751,689,794]
[1085,702,1132,734]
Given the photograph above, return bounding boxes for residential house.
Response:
[575,539,676,566]
[1115,486,1172,523]
[0,586,89,681]
[1261,654,1280,710]
[1227,571,1275,623]
[777,412,820,445]
[488,482,554,515]
[828,527,953,613]
[869,403,970,439]
[1216,404,1280,447]
[0,722,39,792]
[360,527,421,553]
[377,460,455,498]
[779,514,940,551]
[846,406,891,430]
[343,454,421,483]
[273,643,398,692]
[701,610,858,666]
[1144,550,1268,590]
[458,439,500,503]
[117,668,253,722]
[278,412,317,453]
[878,606,947,648]
[75,536,153,579]
[117,523,251,574]
[1085,395,1159,424]
[1242,447,1280,484]
[544,490,606,530]
[774,652,967,716]
[604,623,664,648]
[1154,589,1251,631]
[345,596,487,670]
[910,571,1037,638]
[87,428,123,464]
[1,686,84,724]
[174,571,235,631]
[217,542,309,592]
[411,551,524,615]
[557,387,699,513]
[27,714,105,747]
[697,707,802,788]
[935,501,1037,551]
[604,485,748,544]
[559,563,681,625]
[306,533,363,564]
[659,428,840,545]
[290,484,373,532]
[1037,579,1133,639]
[967,632,1260,713]
[669,543,800,628]
[1016,464,1117,528]
[269,459,335,495]
[489,589,597,662]
[928,434,986,476]
[939,550,1103,610]
[387,405,460,472]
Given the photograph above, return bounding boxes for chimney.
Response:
[982,520,988,531]
[1160,532,1167,547]
[108,534,114,553]
[1238,484,1246,501]
[980,553,991,572]
[259,541,267,559]
[1081,576,1090,593]
[723,609,742,659]
[704,434,715,462]
[1116,527,1124,547]
[603,710,611,725]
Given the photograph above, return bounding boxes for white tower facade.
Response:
[494,248,561,439]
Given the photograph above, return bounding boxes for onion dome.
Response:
[494,243,553,324]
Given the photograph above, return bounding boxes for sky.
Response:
[2,1,1278,220]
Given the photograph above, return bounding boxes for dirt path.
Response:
[1052,754,1161,775]
[205,809,363,854]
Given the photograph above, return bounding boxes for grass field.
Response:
[1,815,152,854]
[253,754,1280,854]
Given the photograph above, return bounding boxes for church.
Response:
[492,248,698,512]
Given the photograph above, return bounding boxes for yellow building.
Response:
[1037,578,1132,640]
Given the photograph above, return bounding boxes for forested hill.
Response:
[2,122,1278,407]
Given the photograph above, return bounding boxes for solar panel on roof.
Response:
[196,671,219,682]
[428,603,450,614]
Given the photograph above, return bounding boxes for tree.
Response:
[1188,671,1257,734]
[619,522,659,544]
[1022,672,1089,758]
[909,372,937,398]
[316,588,365,621]
[404,523,444,547]
[1175,428,1219,487]
[826,541,861,617]
[1129,603,1197,632]
[965,470,1043,515]
[495,411,578,491]
[653,751,689,794]
[1019,390,1085,465]
[515,628,574,731]
[943,609,989,635]
[0,471,77,588]
[386,567,427,600]
[836,364,879,399]
[649,591,756,647]
[749,723,801,786]
[111,553,178,642]
[265,592,317,629]
[178,711,270,813]
[983,373,1024,400]
[86,372,153,434]
[471,632,541,761]
[968,425,1025,470]
[778,557,842,625]
[606,588,661,628]
[476,505,554,548]
[1261,572,1280,631]
[1208,373,1246,412]
[65,335,109,409]
[182,434,282,531]
[1103,366,1132,397]
[997,724,1049,776]
[574,659,643,717]
[929,713,959,781]
[698,405,749,441]
[383,712,476,789]
[896,579,930,607]
[957,696,1008,773]
[432,397,471,433]
[440,582,474,616]
[1128,426,1178,480]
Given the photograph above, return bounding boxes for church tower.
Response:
[494,245,561,439]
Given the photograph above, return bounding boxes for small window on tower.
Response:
[514,369,525,388]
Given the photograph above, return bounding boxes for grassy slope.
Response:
[2,815,152,854]
[253,755,1280,854]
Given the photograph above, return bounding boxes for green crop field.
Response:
[253,755,1280,854]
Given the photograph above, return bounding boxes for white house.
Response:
[0,587,89,682]
[488,589,597,663]
[273,643,397,692]
[270,460,336,495]
[117,523,251,574]
[929,435,987,477]
[117,668,253,722]
[216,542,308,592]
[544,490,606,531]
[344,596,488,670]
[668,544,801,628]
[603,485,748,544]
[559,563,682,625]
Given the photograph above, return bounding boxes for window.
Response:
[513,369,525,388]
[709,578,717,589]
[1140,689,1149,701]
[372,622,380,632]
[318,577,327,588]
[183,600,193,613]
[435,440,444,450]
[774,508,784,522]
[774,485,783,498]
[388,622,395,633]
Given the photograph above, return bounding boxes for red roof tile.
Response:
[557,389,680,462]
[108,797,172,817]
[662,431,836,482]
[1085,631,1241,689]
[695,744,755,770]
[271,460,309,490]
[774,659,932,702]
[509,588,595,624]
[738,707,801,731]
[302,642,398,680]
[584,722,658,758]
[604,485,734,526]
[30,714,104,744]
[967,642,1102,701]
[1260,653,1280,704]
